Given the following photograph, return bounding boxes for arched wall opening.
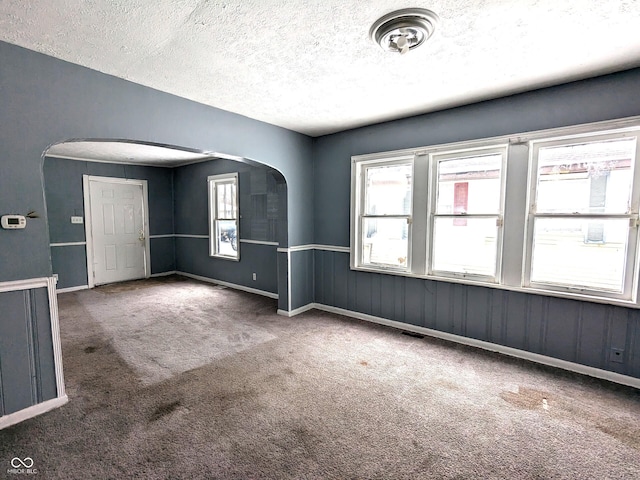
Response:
[0,42,313,428]
[43,139,288,304]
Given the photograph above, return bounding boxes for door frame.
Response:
[82,175,151,288]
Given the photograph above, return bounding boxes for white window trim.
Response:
[351,156,414,273]
[427,144,508,284]
[350,115,640,308]
[522,129,640,303]
[208,172,240,261]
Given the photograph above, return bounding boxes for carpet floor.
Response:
[1,275,639,479]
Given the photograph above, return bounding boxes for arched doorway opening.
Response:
[43,138,288,301]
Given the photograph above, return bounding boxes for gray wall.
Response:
[0,40,312,418]
[312,68,640,379]
[290,250,314,310]
[314,250,640,378]
[313,69,640,247]
[43,157,176,289]
[3,36,640,420]
[173,159,286,294]
[0,40,313,286]
[44,156,287,293]
[0,287,57,415]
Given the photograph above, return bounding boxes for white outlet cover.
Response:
[71,216,84,224]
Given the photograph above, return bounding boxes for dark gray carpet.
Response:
[78,279,276,385]
[1,275,639,479]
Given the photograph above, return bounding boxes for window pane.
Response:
[436,154,502,214]
[536,138,636,214]
[365,164,412,215]
[432,217,498,277]
[217,182,237,219]
[531,218,629,292]
[216,220,238,257]
[362,218,408,268]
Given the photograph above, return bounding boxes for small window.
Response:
[354,159,413,271]
[208,173,239,260]
[526,134,639,297]
[429,146,507,281]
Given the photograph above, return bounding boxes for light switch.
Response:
[71,216,84,224]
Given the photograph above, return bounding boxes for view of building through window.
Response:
[530,138,637,292]
[352,122,640,304]
[432,152,503,277]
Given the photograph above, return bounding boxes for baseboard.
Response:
[150,271,177,278]
[277,304,315,317]
[0,395,68,430]
[56,285,89,294]
[175,271,279,299]
[288,302,640,390]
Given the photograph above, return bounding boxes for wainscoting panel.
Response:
[176,237,278,294]
[277,251,289,312]
[314,250,640,379]
[290,249,314,311]
[0,284,57,415]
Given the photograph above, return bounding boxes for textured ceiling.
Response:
[2,1,640,137]
[46,141,214,167]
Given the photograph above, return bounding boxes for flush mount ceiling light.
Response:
[370,8,439,55]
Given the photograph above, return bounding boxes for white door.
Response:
[85,177,149,286]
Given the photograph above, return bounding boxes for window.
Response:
[208,173,239,260]
[429,146,507,281]
[351,117,640,307]
[525,133,640,299]
[354,159,413,271]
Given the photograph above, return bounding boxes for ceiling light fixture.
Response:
[370,8,439,55]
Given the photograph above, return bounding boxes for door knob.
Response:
[139,229,145,242]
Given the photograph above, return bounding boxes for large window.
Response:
[525,134,639,299]
[430,146,507,281]
[351,118,640,307]
[354,158,413,271]
[208,173,239,260]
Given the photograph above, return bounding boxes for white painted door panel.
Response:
[89,180,147,285]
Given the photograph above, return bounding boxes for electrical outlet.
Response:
[610,348,624,364]
[252,273,257,281]
[71,216,84,224]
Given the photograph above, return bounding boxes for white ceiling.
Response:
[46,141,215,167]
[2,1,640,137]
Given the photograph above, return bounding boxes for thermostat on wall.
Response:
[1,214,26,229]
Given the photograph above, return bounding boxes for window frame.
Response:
[350,116,640,308]
[523,130,640,302]
[351,156,415,273]
[208,172,240,261]
[427,144,508,283]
